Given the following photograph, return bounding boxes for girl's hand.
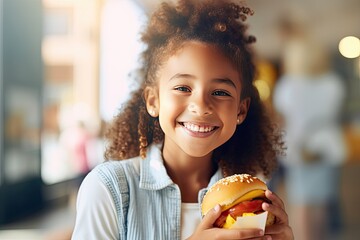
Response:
[262,190,294,240]
[188,204,269,240]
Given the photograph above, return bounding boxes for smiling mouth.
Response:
[180,122,218,133]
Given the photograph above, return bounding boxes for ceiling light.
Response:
[338,36,360,59]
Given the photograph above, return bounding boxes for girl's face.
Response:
[145,41,249,158]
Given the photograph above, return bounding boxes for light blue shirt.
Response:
[72,144,223,240]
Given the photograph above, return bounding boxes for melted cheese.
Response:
[223,189,265,211]
[223,214,236,229]
[242,212,256,217]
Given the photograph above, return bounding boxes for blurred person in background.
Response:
[273,15,347,240]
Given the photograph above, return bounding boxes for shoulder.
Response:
[75,157,141,208]
[73,157,142,239]
[75,169,115,210]
[94,156,141,182]
[73,169,119,239]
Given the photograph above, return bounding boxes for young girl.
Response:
[72,0,293,239]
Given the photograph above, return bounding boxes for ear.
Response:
[144,86,159,117]
[237,97,250,125]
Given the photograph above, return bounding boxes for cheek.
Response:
[216,101,238,116]
[158,92,184,117]
[219,104,239,128]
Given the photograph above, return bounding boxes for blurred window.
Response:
[41,0,102,184]
[99,0,146,121]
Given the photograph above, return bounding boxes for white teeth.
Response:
[183,123,215,133]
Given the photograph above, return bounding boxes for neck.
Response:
[162,144,216,203]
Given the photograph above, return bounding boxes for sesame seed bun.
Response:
[201,174,268,215]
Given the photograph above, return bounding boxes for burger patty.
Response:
[214,198,269,228]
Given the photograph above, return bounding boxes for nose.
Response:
[188,94,213,116]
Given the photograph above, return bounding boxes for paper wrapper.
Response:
[230,211,268,231]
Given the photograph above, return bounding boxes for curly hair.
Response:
[104,0,284,178]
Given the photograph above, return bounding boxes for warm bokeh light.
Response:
[338,36,360,59]
[254,79,271,101]
[254,61,277,102]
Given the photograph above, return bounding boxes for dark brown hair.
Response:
[104,0,284,178]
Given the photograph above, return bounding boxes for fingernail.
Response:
[259,230,264,236]
[214,204,220,212]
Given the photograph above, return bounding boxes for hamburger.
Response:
[201,174,275,229]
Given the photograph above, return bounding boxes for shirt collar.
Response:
[139,144,174,190]
[198,167,223,205]
[139,144,224,193]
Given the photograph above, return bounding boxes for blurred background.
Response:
[0,0,359,239]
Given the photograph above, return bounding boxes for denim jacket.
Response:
[82,144,223,240]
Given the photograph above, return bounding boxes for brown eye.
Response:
[174,86,191,92]
[213,90,230,96]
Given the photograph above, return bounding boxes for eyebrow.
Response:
[169,73,237,89]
